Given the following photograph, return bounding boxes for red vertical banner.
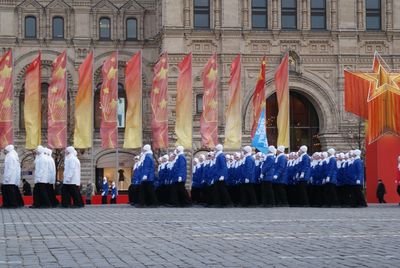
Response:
[123,50,142,149]
[100,52,118,149]
[251,56,266,139]
[224,54,242,149]
[151,52,169,149]
[48,51,67,149]
[0,50,13,148]
[200,53,218,149]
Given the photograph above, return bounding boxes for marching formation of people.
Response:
[190,145,367,208]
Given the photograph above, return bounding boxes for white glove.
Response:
[245,179,249,183]
[178,177,182,182]
[201,180,205,184]
[300,172,304,179]
[211,179,214,185]
[310,177,313,183]
[142,175,147,181]
[260,174,264,179]
[112,194,115,198]
[356,180,360,185]
[326,177,330,183]
[322,179,326,184]
[296,173,299,179]
[273,175,278,180]
[219,176,224,181]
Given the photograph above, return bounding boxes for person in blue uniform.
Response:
[101,176,109,205]
[212,144,233,207]
[323,148,339,207]
[350,149,367,207]
[128,156,141,205]
[273,146,288,206]
[308,152,319,207]
[110,181,117,204]
[254,152,263,205]
[286,152,296,206]
[240,146,257,207]
[204,152,215,207]
[296,145,310,207]
[156,155,169,205]
[138,144,158,207]
[170,146,191,207]
[191,158,202,204]
[260,146,276,207]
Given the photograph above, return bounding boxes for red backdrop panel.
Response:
[366,135,400,203]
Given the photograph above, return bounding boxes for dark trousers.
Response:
[296,181,310,207]
[139,181,157,206]
[240,183,257,207]
[227,185,241,206]
[212,181,233,207]
[351,185,367,207]
[273,183,288,206]
[101,195,108,204]
[46,184,59,207]
[14,185,24,207]
[1,184,17,208]
[110,197,117,204]
[377,194,386,203]
[260,181,275,206]
[33,183,51,208]
[61,184,83,208]
[128,184,134,204]
[191,187,202,204]
[323,183,339,207]
[254,183,262,205]
[286,184,296,206]
[170,182,191,207]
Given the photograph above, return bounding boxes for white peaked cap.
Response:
[322,152,328,158]
[36,145,45,154]
[112,181,115,186]
[134,155,140,160]
[103,176,107,181]
[199,154,206,161]
[45,148,52,155]
[162,154,169,160]
[215,144,223,151]
[327,148,335,155]
[300,145,308,153]
[268,146,277,154]
[193,158,199,164]
[5,144,14,152]
[176,145,184,153]
[339,153,345,158]
[66,146,75,155]
[353,149,361,156]
[243,146,252,154]
[235,152,241,158]
[143,144,151,152]
[277,146,286,153]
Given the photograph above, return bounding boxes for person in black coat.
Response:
[22,179,32,196]
[376,179,386,203]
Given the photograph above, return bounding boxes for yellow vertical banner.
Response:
[175,53,193,149]
[24,53,41,149]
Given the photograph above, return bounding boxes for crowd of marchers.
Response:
[129,144,367,208]
[1,143,368,209]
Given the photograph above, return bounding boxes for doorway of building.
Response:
[265,91,321,153]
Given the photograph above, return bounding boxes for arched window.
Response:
[95,83,126,129]
[52,17,64,39]
[25,16,37,38]
[126,18,137,40]
[99,17,111,40]
[265,91,321,153]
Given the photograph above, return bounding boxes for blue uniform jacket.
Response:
[261,155,275,182]
[325,157,338,185]
[351,158,364,185]
[242,156,256,184]
[102,181,109,196]
[273,154,288,184]
[297,154,311,181]
[141,154,155,182]
[111,186,117,198]
[214,153,228,180]
[172,154,187,183]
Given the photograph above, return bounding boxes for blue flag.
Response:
[251,109,268,154]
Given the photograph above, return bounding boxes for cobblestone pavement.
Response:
[1,204,400,267]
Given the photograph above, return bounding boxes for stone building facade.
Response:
[0,0,399,189]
